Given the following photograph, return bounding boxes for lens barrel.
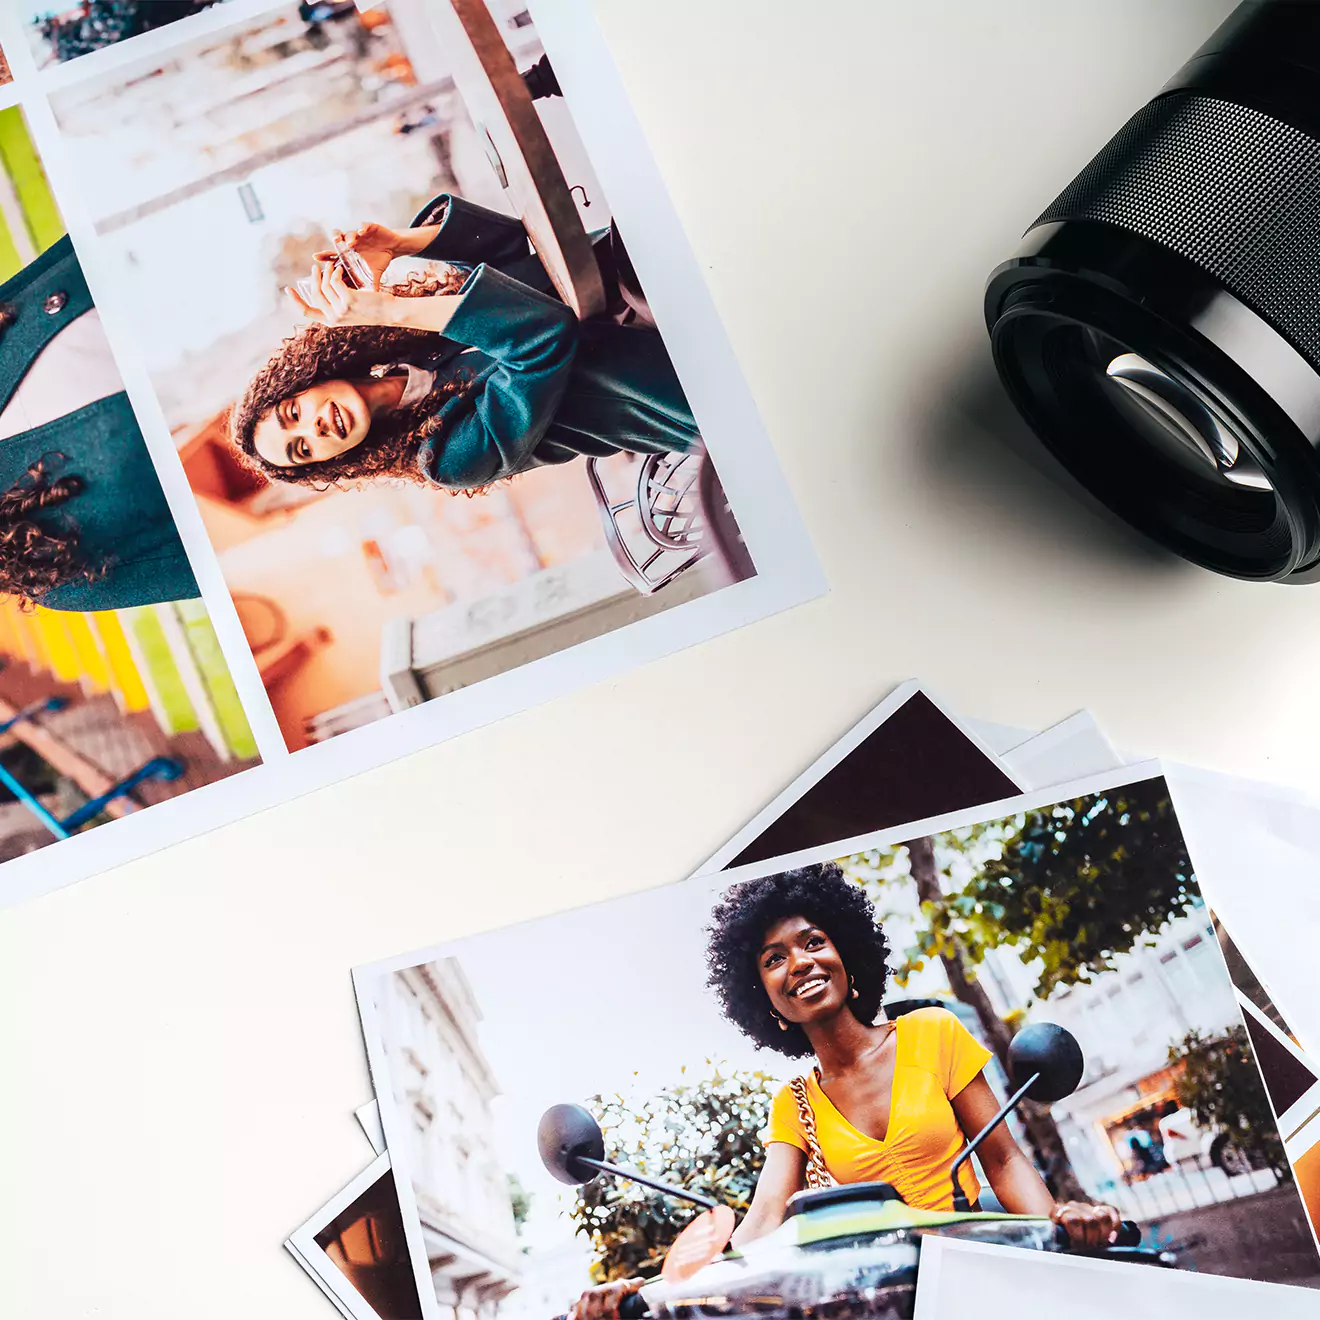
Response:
[986,2,1320,581]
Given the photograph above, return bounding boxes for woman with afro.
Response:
[230,194,698,492]
[707,862,1121,1248]
[568,863,1122,1320]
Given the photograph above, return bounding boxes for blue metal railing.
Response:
[0,696,183,839]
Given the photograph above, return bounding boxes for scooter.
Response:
[538,1022,1177,1320]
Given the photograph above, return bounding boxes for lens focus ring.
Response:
[1032,92,1320,372]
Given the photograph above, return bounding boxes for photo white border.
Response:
[287,1237,357,1320]
[286,1151,405,1320]
[353,758,1171,1320]
[999,711,1125,790]
[356,1099,386,1157]
[1235,993,1320,1162]
[912,1235,1316,1320]
[1162,762,1320,1058]
[0,0,826,908]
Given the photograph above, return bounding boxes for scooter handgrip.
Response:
[1113,1220,1143,1248]
[550,1296,650,1320]
[1053,1219,1143,1250]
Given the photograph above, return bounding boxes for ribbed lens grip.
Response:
[1032,92,1320,371]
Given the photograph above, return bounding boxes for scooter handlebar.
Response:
[550,1296,650,1320]
[1053,1219,1142,1251]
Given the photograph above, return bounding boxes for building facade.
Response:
[379,957,521,1320]
[1020,905,1246,1200]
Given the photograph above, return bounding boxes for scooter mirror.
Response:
[1008,1023,1085,1102]
[538,1103,606,1185]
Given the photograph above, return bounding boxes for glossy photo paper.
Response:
[0,97,260,895]
[0,0,821,904]
[355,765,1320,1320]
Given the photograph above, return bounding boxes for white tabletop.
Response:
[8,4,1319,1320]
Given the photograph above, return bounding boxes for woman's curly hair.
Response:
[0,456,96,606]
[705,862,891,1059]
[229,269,482,490]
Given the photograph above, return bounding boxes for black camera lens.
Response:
[986,1,1320,582]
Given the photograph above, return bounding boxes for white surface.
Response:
[5,2,1320,1318]
[913,1237,1317,1320]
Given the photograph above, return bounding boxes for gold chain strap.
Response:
[789,1075,836,1190]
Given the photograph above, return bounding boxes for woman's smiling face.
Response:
[251,378,371,468]
[758,914,849,1026]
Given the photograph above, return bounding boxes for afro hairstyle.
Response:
[704,862,891,1058]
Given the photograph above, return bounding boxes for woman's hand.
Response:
[567,1278,645,1320]
[313,223,407,290]
[285,262,402,328]
[1051,1200,1123,1250]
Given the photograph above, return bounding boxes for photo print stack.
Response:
[276,681,1320,1320]
[0,0,820,905]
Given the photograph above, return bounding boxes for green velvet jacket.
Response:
[400,193,698,490]
[0,235,199,611]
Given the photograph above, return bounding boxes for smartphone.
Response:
[333,237,374,290]
[295,238,375,304]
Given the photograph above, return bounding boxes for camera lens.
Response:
[986,1,1320,582]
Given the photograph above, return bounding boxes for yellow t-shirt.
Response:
[766,1006,994,1211]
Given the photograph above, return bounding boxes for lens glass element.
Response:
[990,307,1304,580]
[1099,346,1272,492]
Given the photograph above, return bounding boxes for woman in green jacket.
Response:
[0,235,199,610]
[230,194,699,492]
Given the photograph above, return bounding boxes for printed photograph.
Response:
[23,1,232,67]
[358,774,1320,1320]
[292,1157,424,1320]
[315,1176,423,1319]
[0,105,258,873]
[44,0,756,751]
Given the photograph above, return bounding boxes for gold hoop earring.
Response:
[771,1011,789,1031]
[849,976,859,1000]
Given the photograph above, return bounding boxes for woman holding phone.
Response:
[230,194,698,491]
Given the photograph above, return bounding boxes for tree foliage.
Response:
[1172,1025,1291,1180]
[849,782,1198,1000]
[570,1066,777,1282]
[507,1174,532,1240]
[841,784,1201,1204]
[971,781,1197,996]
[36,2,224,63]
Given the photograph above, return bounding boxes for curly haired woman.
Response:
[568,864,1123,1320]
[230,194,699,491]
[705,863,1122,1247]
